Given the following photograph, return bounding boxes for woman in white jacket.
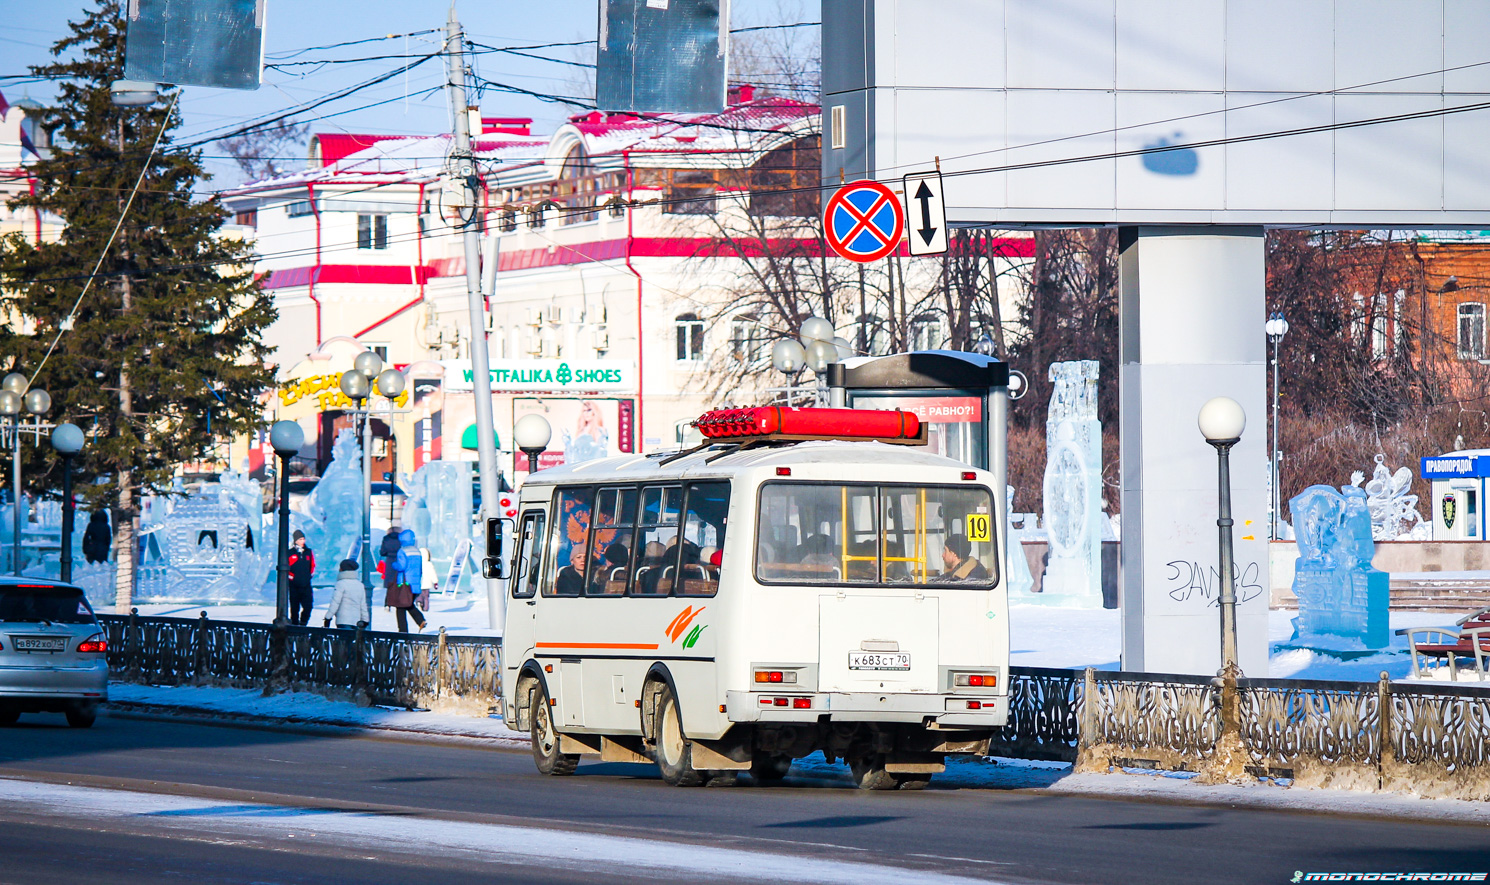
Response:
[323,559,372,629]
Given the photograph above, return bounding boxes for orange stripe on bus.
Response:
[535,642,661,650]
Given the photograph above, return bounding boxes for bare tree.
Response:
[217,120,310,182]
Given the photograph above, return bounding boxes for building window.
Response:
[749,137,820,218]
[500,209,518,232]
[730,317,763,364]
[676,313,704,361]
[830,105,847,150]
[357,214,388,250]
[558,144,598,225]
[234,209,258,228]
[286,200,316,218]
[370,345,389,363]
[1459,303,1485,360]
[664,170,718,215]
[910,316,941,352]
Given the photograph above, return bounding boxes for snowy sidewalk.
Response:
[103,683,1490,824]
[107,683,527,746]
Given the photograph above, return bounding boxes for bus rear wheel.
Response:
[653,686,705,787]
[531,685,578,776]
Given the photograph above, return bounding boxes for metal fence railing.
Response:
[100,612,1490,800]
[990,665,1490,801]
[99,611,501,713]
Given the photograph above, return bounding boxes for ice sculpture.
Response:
[399,459,476,592]
[1348,453,1425,541]
[134,470,276,604]
[1037,360,1103,607]
[1003,485,1034,596]
[1289,483,1389,649]
[291,429,366,585]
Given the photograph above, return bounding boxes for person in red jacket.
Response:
[287,531,316,625]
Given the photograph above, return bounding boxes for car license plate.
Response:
[849,652,910,671]
[12,637,66,652]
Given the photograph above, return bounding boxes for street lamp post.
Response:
[1198,396,1246,673]
[269,420,305,626]
[514,414,552,475]
[340,353,407,618]
[770,317,843,407]
[1265,312,1289,540]
[50,423,84,583]
[1,373,51,575]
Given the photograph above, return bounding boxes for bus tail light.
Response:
[773,697,789,707]
[953,672,998,688]
[966,701,982,710]
[776,467,791,476]
[754,670,795,684]
[961,471,977,480]
[792,698,812,709]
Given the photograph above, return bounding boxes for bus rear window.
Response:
[755,483,997,588]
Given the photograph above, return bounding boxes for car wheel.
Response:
[65,705,96,729]
[653,685,704,787]
[849,754,900,791]
[749,754,792,783]
[0,709,18,726]
[530,685,578,776]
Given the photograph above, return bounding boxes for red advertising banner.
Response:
[860,396,982,424]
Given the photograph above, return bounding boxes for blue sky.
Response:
[5,1,817,185]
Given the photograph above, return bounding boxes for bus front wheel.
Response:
[531,685,579,776]
[652,685,705,787]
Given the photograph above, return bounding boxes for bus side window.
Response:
[511,511,547,599]
[546,487,594,597]
[630,485,681,596]
[677,481,730,597]
[588,487,638,596]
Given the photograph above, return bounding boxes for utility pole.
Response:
[445,6,505,631]
[115,116,135,613]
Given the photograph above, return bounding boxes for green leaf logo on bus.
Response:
[682,624,706,649]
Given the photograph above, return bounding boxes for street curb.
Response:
[104,700,532,750]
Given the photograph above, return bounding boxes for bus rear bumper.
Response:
[725,691,1007,726]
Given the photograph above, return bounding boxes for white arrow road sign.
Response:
[903,171,947,256]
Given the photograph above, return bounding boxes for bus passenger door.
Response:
[507,509,548,670]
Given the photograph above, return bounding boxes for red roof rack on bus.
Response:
[694,406,925,444]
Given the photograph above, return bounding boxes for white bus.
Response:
[493,409,1009,790]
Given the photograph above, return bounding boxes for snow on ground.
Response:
[132,588,501,637]
[0,777,997,885]
[134,596,1480,681]
[108,683,527,745]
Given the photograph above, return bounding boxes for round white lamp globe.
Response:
[1197,396,1246,442]
[513,413,553,452]
[50,422,84,455]
[270,420,305,456]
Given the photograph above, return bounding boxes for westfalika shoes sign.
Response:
[440,359,635,393]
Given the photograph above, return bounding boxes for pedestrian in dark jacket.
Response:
[81,511,111,564]
[379,525,402,592]
[287,530,315,625]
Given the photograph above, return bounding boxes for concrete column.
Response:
[1119,227,1270,675]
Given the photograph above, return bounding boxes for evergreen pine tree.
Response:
[0,0,276,606]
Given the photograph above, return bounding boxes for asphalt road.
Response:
[0,712,1486,885]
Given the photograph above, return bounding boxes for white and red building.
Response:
[222,88,1030,480]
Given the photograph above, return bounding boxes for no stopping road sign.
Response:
[824,180,905,263]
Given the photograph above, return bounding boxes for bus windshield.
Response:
[755,482,998,587]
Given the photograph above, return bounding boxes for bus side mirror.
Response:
[483,516,514,579]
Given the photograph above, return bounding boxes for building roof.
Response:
[223,92,819,199]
